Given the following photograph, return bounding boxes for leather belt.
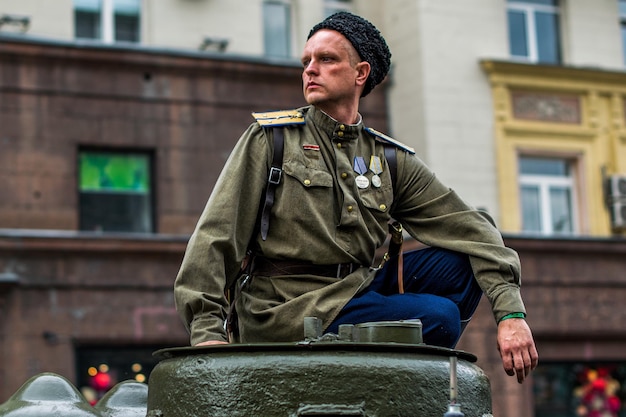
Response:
[252,257,361,278]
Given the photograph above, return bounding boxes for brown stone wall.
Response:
[0,232,189,400]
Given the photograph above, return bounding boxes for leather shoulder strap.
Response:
[259,127,285,241]
[384,144,397,192]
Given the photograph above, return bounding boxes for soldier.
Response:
[174,11,538,383]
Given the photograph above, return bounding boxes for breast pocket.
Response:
[278,159,334,224]
[358,183,393,213]
[283,159,333,189]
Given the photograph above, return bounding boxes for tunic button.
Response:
[339,124,345,130]
[341,172,348,179]
[337,131,344,138]
[337,143,342,149]
[347,205,353,212]
[379,204,387,210]
[304,179,311,186]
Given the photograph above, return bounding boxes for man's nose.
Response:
[304,60,318,74]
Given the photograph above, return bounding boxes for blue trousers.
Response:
[327,247,483,348]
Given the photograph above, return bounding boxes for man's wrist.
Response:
[499,312,526,323]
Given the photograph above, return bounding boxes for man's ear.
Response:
[355,61,371,88]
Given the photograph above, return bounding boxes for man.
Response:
[174,11,538,383]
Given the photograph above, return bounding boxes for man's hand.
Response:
[497,318,539,383]
[195,340,229,346]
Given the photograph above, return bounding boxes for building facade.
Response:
[1,1,626,416]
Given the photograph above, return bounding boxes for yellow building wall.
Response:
[482,60,626,237]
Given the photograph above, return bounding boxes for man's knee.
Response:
[421,299,461,348]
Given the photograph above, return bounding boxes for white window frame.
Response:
[507,1,560,63]
[519,156,579,235]
[74,0,141,44]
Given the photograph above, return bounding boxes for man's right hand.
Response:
[195,340,229,346]
[497,318,539,383]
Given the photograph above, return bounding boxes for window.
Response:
[519,156,577,235]
[534,362,626,417]
[324,0,352,17]
[78,150,154,233]
[263,1,291,58]
[76,345,164,404]
[621,0,626,65]
[507,0,561,64]
[74,0,140,43]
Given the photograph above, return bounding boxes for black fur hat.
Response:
[308,11,391,97]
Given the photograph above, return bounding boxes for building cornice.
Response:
[481,58,626,85]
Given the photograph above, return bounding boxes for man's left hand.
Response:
[497,318,539,383]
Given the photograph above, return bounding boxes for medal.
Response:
[353,156,370,189]
[369,155,383,188]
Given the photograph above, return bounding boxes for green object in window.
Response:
[79,152,149,193]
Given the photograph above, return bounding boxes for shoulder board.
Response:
[365,127,415,154]
[252,109,306,127]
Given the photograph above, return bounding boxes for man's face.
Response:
[301,29,366,112]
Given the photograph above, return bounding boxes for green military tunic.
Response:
[174,105,525,345]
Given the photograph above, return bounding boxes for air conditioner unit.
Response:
[611,200,626,229]
[608,175,626,199]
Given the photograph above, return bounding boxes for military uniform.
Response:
[174,105,525,345]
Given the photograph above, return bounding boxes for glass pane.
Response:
[620,0,626,16]
[76,345,164,403]
[521,185,542,232]
[114,0,140,15]
[115,13,140,42]
[536,11,561,64]
[79,153,150,193]
[75,10,101,39]
[263,2,291,58]
[79,152,152,233]
[508,10,529,58]
[520,157,569,176]
[550,187,573,233]
[534,362,626,417]
[74,0,101,12]
[508,0,557,5]
[80,192,152,232]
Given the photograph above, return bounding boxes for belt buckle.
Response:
[336,263,354,278]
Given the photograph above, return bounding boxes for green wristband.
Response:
[499,312,526,322]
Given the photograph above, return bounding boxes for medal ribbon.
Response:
[369,156,383,175]
[353,157,367,175]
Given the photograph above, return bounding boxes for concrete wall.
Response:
[143,0,263,55]
[0,0,74,39]
[563,0,623,69]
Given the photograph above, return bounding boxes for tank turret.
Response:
[0,319,494,417]
[147,318,493,416]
